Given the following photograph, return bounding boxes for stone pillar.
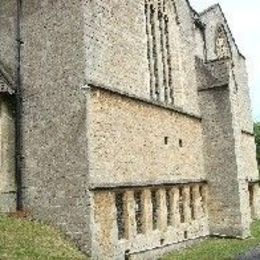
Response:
[0,96,16,213]
[141,189,153,233]
[123,191,137,239]
[198,77,251,237]
[183,185,191,223]
[157,189,167,231]
[92,191,119,259]
[171,187,180,227]
[192,184,203,220]
[252,183,260,219]
[201,185,208,216]
[152,2,164,102]
[145,2,156,100]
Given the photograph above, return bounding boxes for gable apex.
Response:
[199,3,245,59]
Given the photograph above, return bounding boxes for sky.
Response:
[190,0,260,121]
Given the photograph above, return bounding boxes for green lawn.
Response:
[0,215,88,260]
[2,215,260,260]
[162,221,260,260]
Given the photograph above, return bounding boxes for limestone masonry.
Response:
[0,0,259,259]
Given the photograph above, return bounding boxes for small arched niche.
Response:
[215,24,231,59]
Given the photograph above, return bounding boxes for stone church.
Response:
[0,0,259,258]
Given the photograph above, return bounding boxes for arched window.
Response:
[215,25,231,59]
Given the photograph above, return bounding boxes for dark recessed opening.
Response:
[184,231,188,239]
[179,139,183,147]
[164,136,169,145]
[134,190,143,234]
[151,190,158,230]
[125,249,130,260]
[190,186,195,220]
[160,238,165,245]
[166,189,172,226]
[115,192,125,240]
[179,187,185,223]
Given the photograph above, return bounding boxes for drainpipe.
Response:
[15,0,23,211]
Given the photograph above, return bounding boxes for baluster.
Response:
[123,191,137,239]
[172,187,180,226]
[141,189,153,233]
[201,185,208,216]
[157,188,167,231]
[183,185,191,223]
[192,184,202,220]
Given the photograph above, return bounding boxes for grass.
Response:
[2,215,260,260]
[0,215,88,260]
[162,221,260,260]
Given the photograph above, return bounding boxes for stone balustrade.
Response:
[114,183,208,241]
[92,181,209,258]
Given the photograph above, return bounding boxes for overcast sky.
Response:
[190,0,260,121]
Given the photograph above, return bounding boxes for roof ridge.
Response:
[199,3,220,16]
[199,3,245,59]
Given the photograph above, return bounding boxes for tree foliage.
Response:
[254,122,260,170]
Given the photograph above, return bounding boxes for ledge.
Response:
[0,190,17,194]
[241,130,255,137]
[247,178,260,184]
[85,81,202,121]
[198,84,228,92]
[89,179,208,191]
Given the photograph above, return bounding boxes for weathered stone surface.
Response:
[0,0,258,258]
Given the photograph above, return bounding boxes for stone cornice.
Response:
[89,179,208,191]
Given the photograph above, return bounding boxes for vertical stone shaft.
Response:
[172,187,180,226]
[123,191,137,239]
[159,12,170,103]
[153,1,164,102]
[145,2,156,100]
[157,188,167,231]
[252,183,260,219]
[162,0,170,103]
[164,16,173,103]
[164,15,171,104]
[192,184,202,219]
[183,185,191,223]
[201,185,208,216]
[141,189,153,233]
[150,4,159,100]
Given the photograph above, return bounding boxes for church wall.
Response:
[0,0,17,81]
[194,27,205,60]
[0,96,16,213]
[172,0,201,115]
[19,0,91,253]
[83,0,149,100]
[199,85,250,237]
[241,133,259,180]
[200,7,238,61]
[234,56,254,133]
[83,0,201,116]
[88,88,205,186]
[0,0,258,257]
[200,8,257,228]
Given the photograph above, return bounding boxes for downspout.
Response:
[15,0,23,211]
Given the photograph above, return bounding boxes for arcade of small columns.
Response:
[93,181,209,246]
